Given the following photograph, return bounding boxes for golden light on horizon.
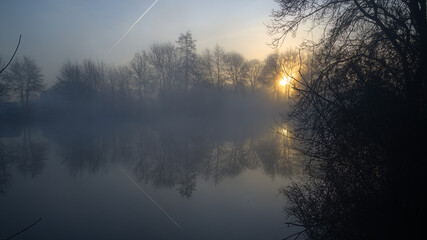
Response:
[279,76,291,86]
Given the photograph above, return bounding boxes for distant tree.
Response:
[212,44,225,89]
[130,50,151,100]
[148,42,179,97]
[82,59,107,95]
[198,48,215,86]
[56,59,107,103]
[244,59,264,93]
[261,50,304,99]
[106,65,133,105]
[260,52,280,96]
[223,52,247,91]
[4,56,44,109]
[176,31,197,91]
[0,57,10,100]
[56,60,85,103]
[115,66,133,101]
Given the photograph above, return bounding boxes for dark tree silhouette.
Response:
[213,44,226,89]
[269,0,427,239]
[3,56,44,110]
[0,58,10,100]
[223,52,247,91]
[131,50,151,100]
[244,59,264,93]
[176,31,197,91]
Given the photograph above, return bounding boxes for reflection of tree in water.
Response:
[0,141,12,194]
[131,127,301,198]
[15,129,47,177]
[255,132,301,178]
[57,125,137,177]
[55,123,300,198]
[60,137,109,177]
[133,128,200,198]
[0,129,48,194]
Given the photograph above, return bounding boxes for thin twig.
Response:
[282,229,307,240]
[0,35,21,75]
[5,217,42,240]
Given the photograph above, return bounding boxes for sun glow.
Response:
[279,76,291,86]
[282,128,288,136]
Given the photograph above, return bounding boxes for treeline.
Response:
[51,31,274,104]
[0,56,44,110]
[1,31,301,121]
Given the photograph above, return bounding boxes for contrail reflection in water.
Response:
[121,168,182,228]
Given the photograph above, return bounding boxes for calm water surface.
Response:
[0,118,301,239]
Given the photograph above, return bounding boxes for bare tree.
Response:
[269,0,427,239]
[56,60,83,102]
[261,51,280,97]
[244,59,264,93]
[198,48,215,86]
[212,44,225,89]
[177,31,197,91]
[56,59,107,103]
[223,52,247,91]
[149,42,179,97]
[130,50,151,100]
[0,57,10,100]
[82,59,107,95]
[116,65,133,101]
[4,56,44,109]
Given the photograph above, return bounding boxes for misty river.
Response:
[0,108,302,240]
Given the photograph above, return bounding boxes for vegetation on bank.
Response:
[269,0,427,239]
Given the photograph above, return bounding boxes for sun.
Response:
[280,76,291,86]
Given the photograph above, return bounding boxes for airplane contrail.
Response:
[109,0,159,53]
[121,168,182,229]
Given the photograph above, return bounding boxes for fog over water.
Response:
[0,92,302,239]
[0,1,313,239]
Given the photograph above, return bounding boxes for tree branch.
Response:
[5,217,42,240]
[0,35,21,75]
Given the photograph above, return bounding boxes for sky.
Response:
[0,0,308,85]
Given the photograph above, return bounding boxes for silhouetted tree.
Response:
[55,59,108,104]
[130,50,151,100]
[198,48,215,87]
[261,50,303,101]
[213,44,226,89]
[4,56,44,110]
[261,52,281,98]
[270,0,427,239]
[149,42,180,97]
[244,59,264,93]
[82,60,107,94]
[177,31,197,91]
[223,52,247,91]
[0,57,10,100]
[115,65,133,101]
[55,60,85,103]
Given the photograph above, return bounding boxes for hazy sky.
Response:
[0,0,307,84]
